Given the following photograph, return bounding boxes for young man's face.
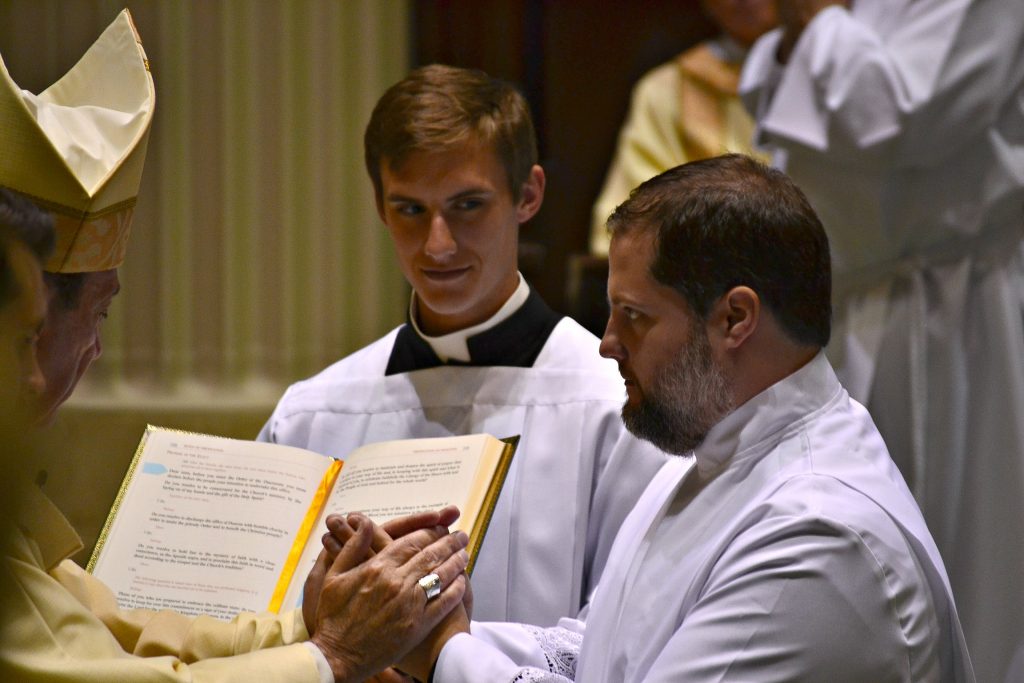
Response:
[600,230,732,454]
[35,269,119,425]
[378,139,544,336]
[0,242,47,421]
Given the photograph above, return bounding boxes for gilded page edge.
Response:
[466,435,519,575]
[86,423,161,573]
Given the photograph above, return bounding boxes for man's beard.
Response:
[622,328,733,455]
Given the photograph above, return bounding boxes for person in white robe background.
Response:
[259,64,667,628]
[588,0,777,255]
[739,2,1024,680]
[382,155,974,683]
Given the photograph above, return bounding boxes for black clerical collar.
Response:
[385,287,563,375]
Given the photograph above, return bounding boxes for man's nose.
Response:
[424,213,457,260]
[599,321,625,362]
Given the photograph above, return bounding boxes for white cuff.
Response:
[435,631,528,683]
[303,641,335,683]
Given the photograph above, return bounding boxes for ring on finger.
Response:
[417,572,442,601]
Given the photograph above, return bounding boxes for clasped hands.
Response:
[301,506,473,682]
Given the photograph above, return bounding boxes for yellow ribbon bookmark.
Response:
[267,459,343,612]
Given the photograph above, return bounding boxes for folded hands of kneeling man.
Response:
[301,506,473,682]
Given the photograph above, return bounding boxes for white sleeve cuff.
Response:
[303,641,335,683]
[435,632,522,683]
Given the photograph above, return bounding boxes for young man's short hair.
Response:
[364,64,538,204]
[608,154,832,348]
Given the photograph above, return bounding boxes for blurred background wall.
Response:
[0,0,711,563]
[2,0,411,560]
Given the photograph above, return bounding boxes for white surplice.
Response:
[434,354,973,682]
[259,318,667,626]
[740,4,1024,679]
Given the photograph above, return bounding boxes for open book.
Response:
[88,426,517,621]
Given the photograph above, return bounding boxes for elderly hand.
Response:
[309,513,469,682]
[302,507,462,633]
[777,0,850,62]
[303,523,348,633]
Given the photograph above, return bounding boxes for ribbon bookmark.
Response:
[267,459,344,613]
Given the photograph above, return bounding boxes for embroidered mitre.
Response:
[0,9,155,273]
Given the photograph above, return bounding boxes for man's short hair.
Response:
[608,154,832,347]
[364,64,538,203]
[0,189,55,309]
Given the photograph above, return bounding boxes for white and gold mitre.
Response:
[0,9,154,273]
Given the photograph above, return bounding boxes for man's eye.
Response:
[623,307,641,321]
[454,198,483,211]
[396,204,424,216]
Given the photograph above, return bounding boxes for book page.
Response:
[282,434,502,608]
[90,427,332,620]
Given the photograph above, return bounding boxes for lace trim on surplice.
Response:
[509,625,582,681]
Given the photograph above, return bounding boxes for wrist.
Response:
[424,622,468,681]
[310,634,360,683]
[303,642,337,683]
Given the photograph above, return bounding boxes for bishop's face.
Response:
[35,269,119,425]
[600,230,732,455]
[377,139,543,336]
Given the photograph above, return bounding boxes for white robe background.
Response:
[260,319,667,625]
[741,3,1024,680]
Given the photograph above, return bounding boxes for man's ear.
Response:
[708,286,759,350]
[515,165,545,223]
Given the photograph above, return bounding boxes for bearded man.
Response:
[389,155,975,683]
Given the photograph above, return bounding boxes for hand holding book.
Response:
[89,427,517,618]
